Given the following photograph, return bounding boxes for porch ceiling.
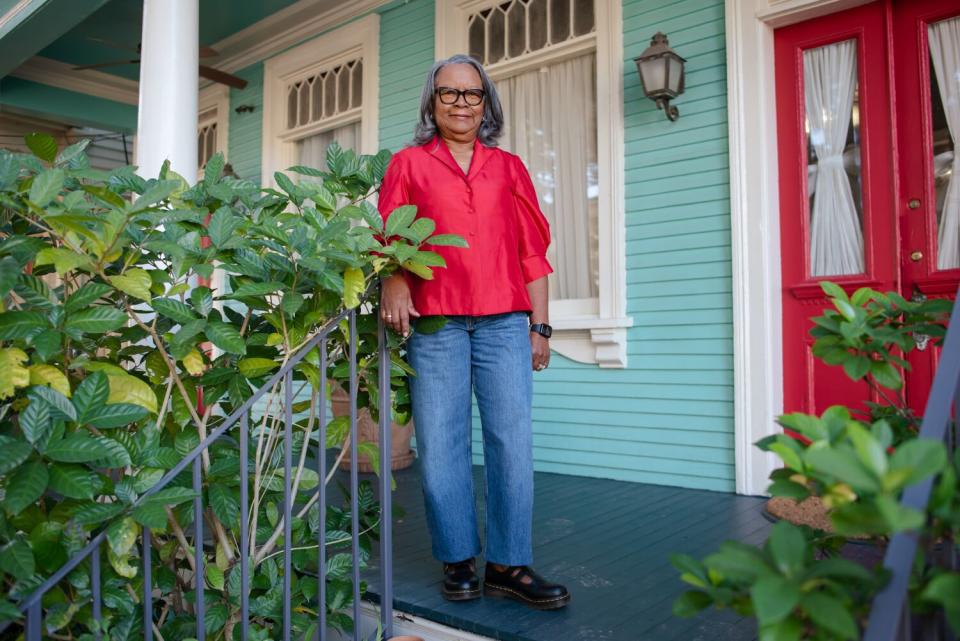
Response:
[28,0,304,82]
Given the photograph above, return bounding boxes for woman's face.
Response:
[432,63,485,142]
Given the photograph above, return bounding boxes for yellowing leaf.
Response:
[343,267,364,309]
[109,268,152,301]
[107,547,138,579]
[182,349,205,376]
[0,348,30,399]
[238,358,279,378]
[35,247,91,275]
[266,333,283,346]
[106,372,158,413]
[28,364,71,397]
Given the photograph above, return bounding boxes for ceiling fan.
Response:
[72,37,248,89]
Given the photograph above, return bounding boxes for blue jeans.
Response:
[406,312,533,566]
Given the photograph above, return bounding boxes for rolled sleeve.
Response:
[512,155,553,283]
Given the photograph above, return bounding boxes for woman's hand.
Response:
[531,333,550,371]
[380,273,420,336]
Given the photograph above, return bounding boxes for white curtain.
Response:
[804,40,864,276]
[498,53,599,301]
[929,17,960,270]
[296,121,361,172]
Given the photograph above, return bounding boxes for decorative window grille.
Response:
[468,0,595,66]
[285,58,363,130]
[197,122,217,170]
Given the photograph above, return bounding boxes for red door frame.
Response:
[775,2,897,415]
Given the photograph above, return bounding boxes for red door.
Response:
[775,0,960,416]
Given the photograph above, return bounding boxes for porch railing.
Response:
[863,286,960,641]
[6,296,395,641]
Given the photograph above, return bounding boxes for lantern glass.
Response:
[666,54,683,95]
[638,55,667,97]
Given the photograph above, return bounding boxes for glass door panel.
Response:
[928,16,959,271]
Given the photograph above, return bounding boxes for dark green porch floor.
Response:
[361,460,771,641]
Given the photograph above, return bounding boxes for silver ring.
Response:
[386,314,393,318]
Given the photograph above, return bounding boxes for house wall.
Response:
[225,0,736,492]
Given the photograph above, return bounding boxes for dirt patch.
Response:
[766,496,869,537]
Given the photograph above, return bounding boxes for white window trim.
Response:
[261,13,379,187]
[435,0,632,368]
[725,0,869,495]
[198,83,230,174]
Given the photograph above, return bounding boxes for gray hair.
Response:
[412,54,504,147]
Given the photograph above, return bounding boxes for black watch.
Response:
[529,323,552,339]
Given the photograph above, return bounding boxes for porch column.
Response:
[135,0,198,178]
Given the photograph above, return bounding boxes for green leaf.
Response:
[343,267,364,309]
[0,434,32,474]
[206,564,225,590]
[847,422,888,478]
[751,576,800,625]
[191,285,214,317]
[145,486,197,506]
[204,152,226,186]
[385,205,417,236]
[131,502,167,529]
[90,435,132,467]
[0,255,19,297]
[19,397,51,444]
[64,282,112,313]
[205,321,246,355]
[107,517,139,556]
[109,268,153,301]
[35,247,91,275]
[0,539,35,580]
[801,592,858,640]
[870,360,902,390]
[426,233,469,248]
[0,311,48,340]
[152,297,199,323]
[889,439,947,488]
[398,217,435,243]
[0,347,31,399]
[106,372,158,413]
[72,371,110,423]
[28,168,65,206]
[805,444,881,493]
[65,306,128,334]
[28,385,77,421]
[72,501,125,525]
[44,432,111,462]
[920,573,960,634]
[673,591,712,617]
[25,132,58,162]
[766,522,806,578]
[842,354,871,381]
[3,462,48,515]
[227,282,286,299]
[238,358,279,378]
[402,259,434,280]
[87,403,149,429]
[820,281,849,302]
[209,485,240,527]
[208,206,241,247]
[55,138,90,166]
[48,464,100,500]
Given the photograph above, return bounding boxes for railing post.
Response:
[239,411,250,641]
[318,340,328,640]
[91,545,101,641]
[143,527,152,641]
[283,370,293,641]
[349,310,361,641]
[193,457,205,641]
[377,301,394,638]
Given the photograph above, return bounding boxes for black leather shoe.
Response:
[483,565,570,610]
[442,558,480,601]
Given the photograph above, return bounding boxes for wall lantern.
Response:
[633,32,686,121]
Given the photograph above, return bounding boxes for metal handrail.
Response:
[8,293,395,641]
[863,286,960,641]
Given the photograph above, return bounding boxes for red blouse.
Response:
[378,135,553,316]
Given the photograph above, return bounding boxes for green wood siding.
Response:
[377,0,434,150]
[228,63,264,183]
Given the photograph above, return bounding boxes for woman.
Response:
[378,54,570,610]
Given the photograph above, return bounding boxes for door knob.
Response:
[910,251,923,262]
[908,199,921,209]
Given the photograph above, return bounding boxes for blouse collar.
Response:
[425,134,493,182]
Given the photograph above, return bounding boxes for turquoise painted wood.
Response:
[0,0,110,77]
[228,63,265,183]
[0,77,136,132]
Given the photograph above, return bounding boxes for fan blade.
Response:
[73,59,140,71]
[87,37,141,54]
[199,65,248,89]
[200,46,220,58]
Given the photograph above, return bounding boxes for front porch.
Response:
[360,462,771,641]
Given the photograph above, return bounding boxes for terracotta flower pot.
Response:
[388,636,424,641]
[330,384,415,473]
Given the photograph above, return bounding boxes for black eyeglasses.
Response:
[436,86,485,106]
